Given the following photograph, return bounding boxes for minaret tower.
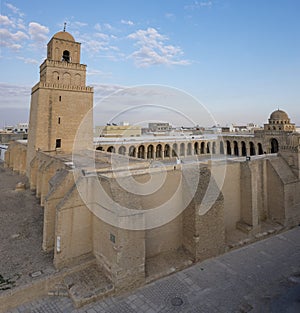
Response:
[26,28,93,175]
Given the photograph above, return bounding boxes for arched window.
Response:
[194,142,199,155]
[156,144,162,158]
[200,142,205,154]
[147,145,154,159]
[172,143,178,157]
[220,141,224,154]
[129,146,136,157]
[180,143,185,156]
[241,141,247,156]
[233,141,239,156]
[107,146,115,153]
[270,138,279,153]
[96,146,104,151]
[257,143,263,155]
[206,142,210,154]
[226,140,231,155]
[249,142,256,156]
[138,145,145,159]
[62,50,70,62]
[212,142,216,154]
[118,146,126,155]
[164,144,170,157]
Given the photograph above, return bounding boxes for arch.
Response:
[96,146,104,151]
[200,142,205,154]
[138,145,145,159]
[270,138,279,153]
[107,146,115,153]
[63,72,71,85]
[164,144,170,158]
[118,146,126,155]
[206,142,210,154]
[147,145,154,159]
[241,141,247,156]
[180,143,185,156]
[62,50,70,62]
[129,146,136,157]
[233,141,239,156]
[172,143,178,157]
[187,142,192,156]
[74,73,81,86]
[194,142,199,155]
[156,144,162,158]
[249,141,256,156]
[257,143,263,155]
[220,141,224,154]
[52,71,59,81]
[226,140,231,155]
[212,142,216,154]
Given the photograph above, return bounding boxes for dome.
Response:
[269,109,289,120]
[53,31,75,42]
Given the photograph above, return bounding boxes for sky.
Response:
[0,0,299,128]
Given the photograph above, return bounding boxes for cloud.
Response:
[121,19,134,26]
[16,56,39,64]
[185,1,213,10]
[87,69,113,78]
[165,13,176,20]
[5,3,25,17]
[0,28,28,50]
[0,14,14,27]
[127,28,190,67]
[28,22,49,42]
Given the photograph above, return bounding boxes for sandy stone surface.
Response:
[0,162,54,292]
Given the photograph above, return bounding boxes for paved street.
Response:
[6,227,300,313]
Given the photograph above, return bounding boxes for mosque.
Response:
[4,30,300,306]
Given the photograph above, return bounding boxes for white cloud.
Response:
[16,56,39,64]
[165,13,176,20]
[72,21,88,28]
[104,23,113,30]
[28,22,49,42]
[121,19,134,26]
[127,28,190,67]
[5,3,25,17]
[0,15,14,27]
[94,32,109,40]
[0,28,28,50]
[185,1,213,10]
[94,23,102,31]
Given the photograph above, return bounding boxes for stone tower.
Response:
[26,30,93,175]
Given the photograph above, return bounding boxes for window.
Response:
[62,50,70,62]
[56,139,61,149]
[59,96,61,101]
[58,117,61,124]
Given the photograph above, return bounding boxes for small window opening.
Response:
[56,139,61,149]
[58,117,61,124]
[59,96,61,101]
[110,233,116,243]
[62,50,70,62]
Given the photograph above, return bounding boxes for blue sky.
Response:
[0,0,299,127]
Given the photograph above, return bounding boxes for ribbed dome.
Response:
[53,31,75,42]
[270,109,289,120]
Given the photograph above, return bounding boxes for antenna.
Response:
[63,22,67,32]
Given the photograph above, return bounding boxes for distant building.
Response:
[14,123,28,134]
[148,122,172,132]
[95,123,141,137]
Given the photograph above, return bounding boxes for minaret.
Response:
[26,29,93,175]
